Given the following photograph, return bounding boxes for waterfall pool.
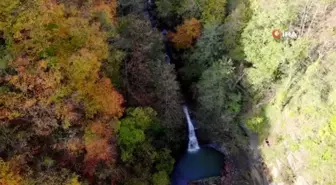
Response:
[171,105,225,184]
[171,147,225,184]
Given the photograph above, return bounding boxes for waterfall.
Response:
[182,105,200,152]
[145,0,198,153]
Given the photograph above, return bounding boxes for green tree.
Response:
[156,0,180,19]
[240,0,336,184]
[152,171,169,185]
[197,57,242,141]
[222,0,251,60]
[116,15,184,134]
[182,22,225,80]
[117,108,175,185]
[200,0,227,23]
[117,108,155,161]
[177,0,201,19]
[118,0,145,14]
[151,61,183,130]
[241,0,301,89]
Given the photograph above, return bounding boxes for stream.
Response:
[144,1,226,184]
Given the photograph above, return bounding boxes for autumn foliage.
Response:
[0,0,194,184]
[88,77,124,118]
[0,158,23,185]
[8,57,59,102]
[1,0,123,122]
[84,120,117,177]
[92,0,117,24]
[169,18,201,48]
[1,0,123,183]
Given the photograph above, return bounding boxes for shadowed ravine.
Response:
[144,0,227,184]
[143,1,271,185]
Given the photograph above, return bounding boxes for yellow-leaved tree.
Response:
[0,158,23,185]
[2,0,124,125]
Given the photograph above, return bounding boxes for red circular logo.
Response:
[272,29,282,39]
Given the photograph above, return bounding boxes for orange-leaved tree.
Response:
[169,18,201,49]
[0,0,123,184]
[1,0,124,124]
[83,119,117,178]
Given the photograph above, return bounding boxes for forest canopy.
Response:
[1,0,336,184]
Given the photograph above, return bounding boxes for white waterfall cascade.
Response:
[182,105,200,153]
